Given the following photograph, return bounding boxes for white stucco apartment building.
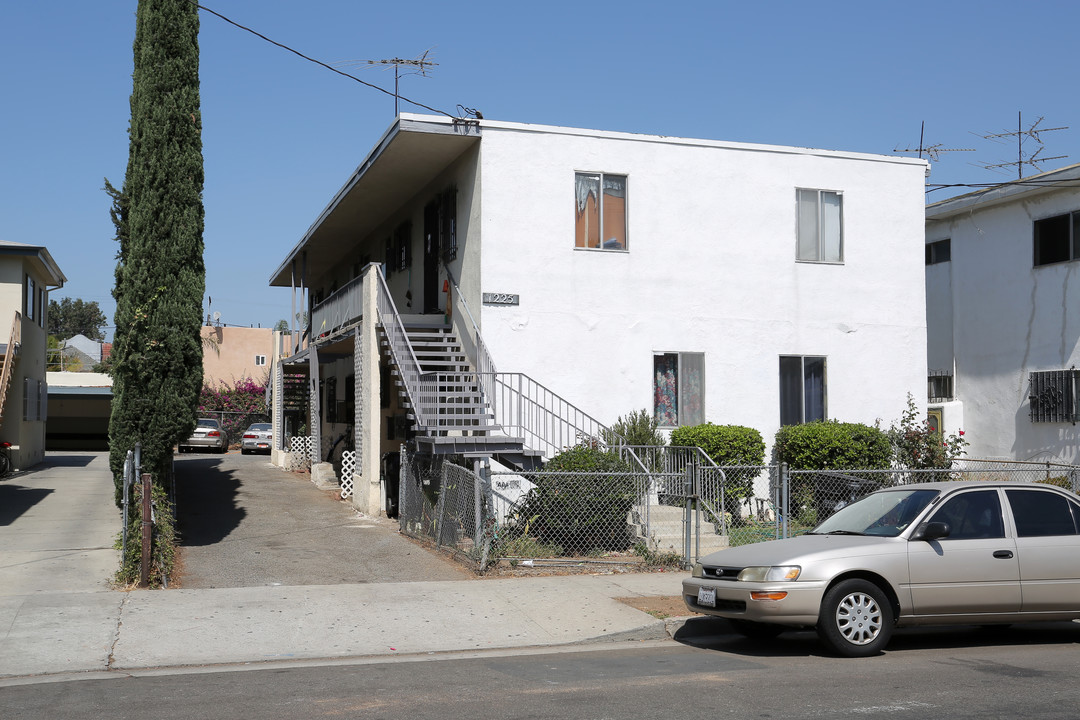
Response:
[926,163,1080,463]
[271,114,929,514]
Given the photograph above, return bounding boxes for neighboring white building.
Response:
[270,114,929,514]
[926,163,1080,463]
[0,241,67,469]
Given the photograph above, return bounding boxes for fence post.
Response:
[683,463,694,566]
[781,463,790,539]
[140,472,152,587]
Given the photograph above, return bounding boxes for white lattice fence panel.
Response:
[288,436,313,472]
[340,450,356,499]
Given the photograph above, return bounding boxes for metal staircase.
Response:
[0,312,21,430]
[378,318,544,469]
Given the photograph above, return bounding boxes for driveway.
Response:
[0,452,119,597]
[174,450,471,588]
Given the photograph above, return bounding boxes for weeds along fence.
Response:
[397,450,1080,571]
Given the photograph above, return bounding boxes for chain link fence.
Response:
[397,449,1080,572]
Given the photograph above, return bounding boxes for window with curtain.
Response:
[797,188,843,263]
[575,172,627,251]
[654,352,704,427]
[780,355,827,425]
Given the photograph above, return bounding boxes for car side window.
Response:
[1005,489,1079,537]
[927,490,1005,540]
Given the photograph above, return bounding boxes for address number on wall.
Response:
[482,293,520,306]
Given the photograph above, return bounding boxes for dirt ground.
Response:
[617,594,700,619]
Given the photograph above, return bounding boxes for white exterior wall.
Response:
[472,124,928,452]
[927,185,1080,462]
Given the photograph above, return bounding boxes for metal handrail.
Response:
[442,265,496,377]
[372,266,431,428]
[0,311,21,428]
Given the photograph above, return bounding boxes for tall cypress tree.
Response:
[108,0,205,503]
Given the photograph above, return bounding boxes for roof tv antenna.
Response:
[974,112,1068,179]
[334,48,438,116]
[894,121,975,162]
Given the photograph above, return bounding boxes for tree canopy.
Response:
[48,297,107,341]
[108,0,205,505]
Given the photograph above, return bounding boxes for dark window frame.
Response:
[780,355,827,426]
[926,238,951,265]
[1034,211,1080,267]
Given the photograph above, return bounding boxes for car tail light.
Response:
[207,431,220,437]
[243,434,257,439]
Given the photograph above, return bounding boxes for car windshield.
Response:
[809,488,940,537]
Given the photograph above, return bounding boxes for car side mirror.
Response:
[912,521,951,541]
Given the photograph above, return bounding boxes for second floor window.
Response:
[1034,210,1080,267]
[575,172,627,251]
[255,355,267,367]
[796,188,843,263]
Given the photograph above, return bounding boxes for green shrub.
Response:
[514,443,637,555]
[669,423,765,466]
[602,408,665,448]
[669,423,765,522]
[774,421,892,526]
[773,421,892,470]
[114,480,176,588]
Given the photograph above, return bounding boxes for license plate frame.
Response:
[697,586,716,608]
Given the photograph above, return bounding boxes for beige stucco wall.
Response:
[0,254,57,469]
[200,326,274,388]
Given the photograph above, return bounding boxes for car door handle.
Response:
[993,550,1014,559]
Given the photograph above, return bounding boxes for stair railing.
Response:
[0,311,21,428]
[372,266,433,429]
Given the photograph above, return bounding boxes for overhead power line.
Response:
[192,2,457,119]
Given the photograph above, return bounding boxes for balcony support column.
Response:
[351,266,384,515]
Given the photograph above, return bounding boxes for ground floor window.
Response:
[780,355,826,425]
[653,352,704,427]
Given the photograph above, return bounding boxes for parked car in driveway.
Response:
[683,481,1080,657]
[178,418,229,454]
[240,422,273,454]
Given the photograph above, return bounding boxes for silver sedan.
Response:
[240,423,273,454]
[683,481,1080,656]
[178,418,229,454]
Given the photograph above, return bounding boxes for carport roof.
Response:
[268,114,481,288]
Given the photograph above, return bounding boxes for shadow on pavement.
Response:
[673,616,1080,658]
[0,484,53,526]
[36,454,97,468]
[174,456,246,546]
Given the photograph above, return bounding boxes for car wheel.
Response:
[729,619,785,640]
[817,579,893,657]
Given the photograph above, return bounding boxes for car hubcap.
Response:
[835,591,882,646]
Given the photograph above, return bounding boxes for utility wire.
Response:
[193,2,456,118]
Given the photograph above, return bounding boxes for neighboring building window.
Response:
[255,355,267,366]
[24,276,35,321]
[928,371,954,402]
[38,288,44,328]
[1028,369,1078,423]
[780,356,826,425]
[575,172,627,250]
[653,352,704,427]
[1033,211,1080,267]
[926,238,951,265]
[796,189,843,263]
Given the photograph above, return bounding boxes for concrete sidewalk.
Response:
[0,572,691,679]
[0,452,698,680]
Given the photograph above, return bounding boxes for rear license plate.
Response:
[697,586,716,607]
[257,443,269,449]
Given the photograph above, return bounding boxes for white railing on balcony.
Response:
[310,274,365,341]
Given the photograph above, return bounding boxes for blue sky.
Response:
[2,0,1079,339]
